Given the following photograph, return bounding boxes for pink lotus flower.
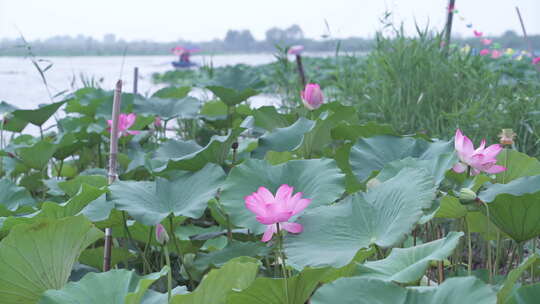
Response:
[480,49,491,56]
[491,50,502,59]
[107,113,140,137]
[301,83,324,110]
[155,223,169,245]
[453,129,506,176]
[245,184,312,242]
[288,45,305,55]
[533,57,540,65]
[481,39,492,46]
[154,116,162,128]
[473,30,483,38]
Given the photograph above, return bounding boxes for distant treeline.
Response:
[0,25,539,56]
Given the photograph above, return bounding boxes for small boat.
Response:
[171,46,200,69]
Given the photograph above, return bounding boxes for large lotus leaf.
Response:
[39,267,168,304]
[311,276,496,304]
[220,158,345,233]
[2,115,29,132]
[498,253,539,304]
[111,164,225,225]
[376,153,457,186]
[133,96,200,120]
[152,86,191,99]
[506,283,540,304]
[0,178,35,211]
[0,216,103,304]
[141,287,189,304]
[95,92,135,119]
[171,257,260,304]
[349,135,452,182]
[331,121,397,141]
[57,175,108,197]
[155,129,243,172]
[65,88,109,116]
[496,149,540,184]
[79,247,135,270]
[193,241,270,275]
[12,100,66,126]
[16,140,58,170]
[38,184,107,220]
[478,175,540,242]
[207,86,259,107]
[226,268,332,304]
[355,231,463,283]
[284,168,436,269]
[250,106,296,131]
[294,103,359,156]
[252,117,315,158]
[435,195,467,219]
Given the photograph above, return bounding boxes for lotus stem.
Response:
[467,218,472,276]
[169,215,194,290]
[276,223,290,303]
[163,245,172,303]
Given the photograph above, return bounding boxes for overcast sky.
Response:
[0,0,538,42]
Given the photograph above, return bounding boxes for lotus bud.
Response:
[154,117,162,128]
[459,188,477,202]
[288,45,304,55]
[301,83,324,110]
[155,223,169,245]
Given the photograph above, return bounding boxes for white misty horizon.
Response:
[0,0,538,43]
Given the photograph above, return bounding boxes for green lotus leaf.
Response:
[0,216,103,304]
[155,129,243,172]
[134,96,200,120]
[252,117,315,158]
[349,135,452,182]
[496,149,540,184]
[193,241,270,275]
[506,282,540,304]
[207,86,259,107]
[311,276,496,304]
[16,140,58,170]
[355,231,463,283]
[39,267,168,304]
[171,257,260,304]
[376,153,457,186]
[226,268,332,304]
[12,100,66,126]
[498,253,539,304]
[111,164,225,225]
[220,158,345,233]
[0,178,36,211]
[285,168,436,269]
[478,175,540,242]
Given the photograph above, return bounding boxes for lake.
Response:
[0,53,333,109]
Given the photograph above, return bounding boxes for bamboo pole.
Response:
[295,55,306,88]
[133,67,139,95]
[103,80,123,272]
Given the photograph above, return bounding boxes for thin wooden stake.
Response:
[133,67,139,95]
[295,55,307,88]
[103,80,123,272]
[444,0,456,54]
[516,7,535,57]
